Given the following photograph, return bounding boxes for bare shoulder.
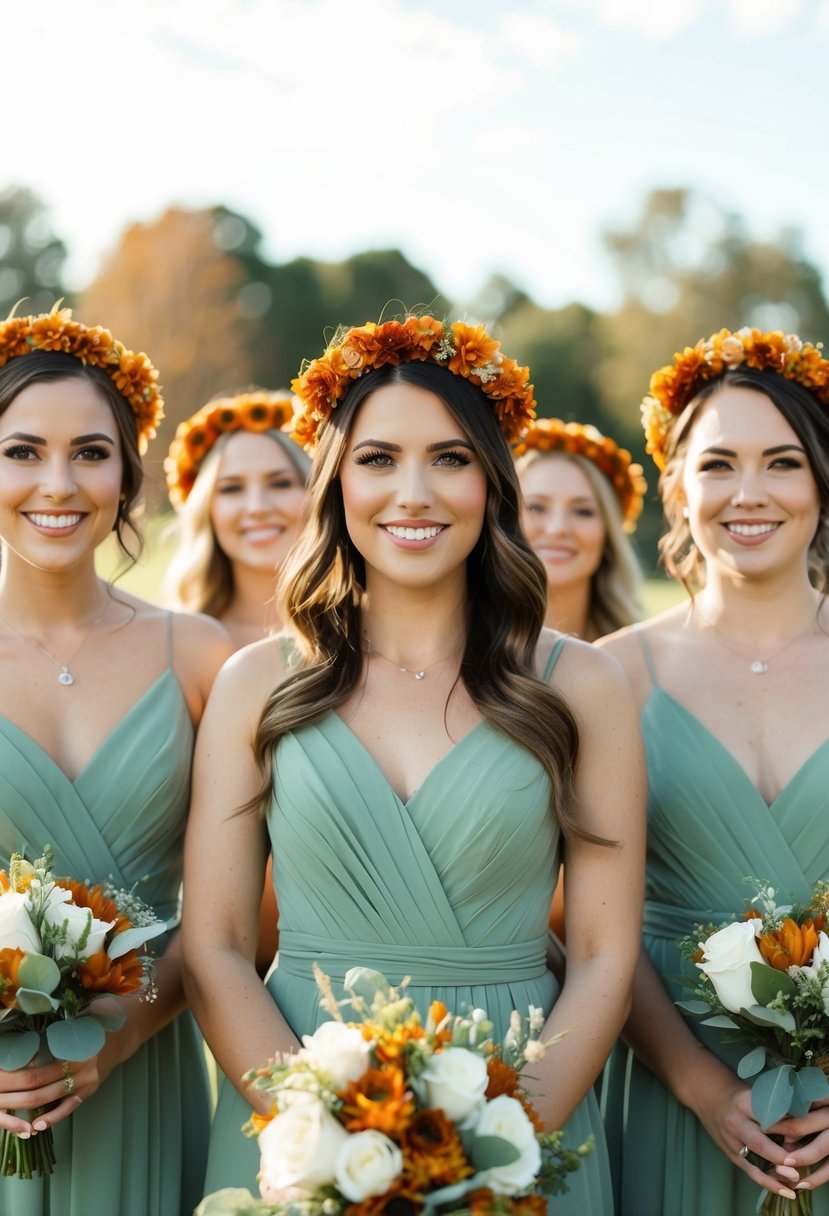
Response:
[204,633,294,736]
[171,610,234,664]
[548,632,629,707]
[596,604,689,708]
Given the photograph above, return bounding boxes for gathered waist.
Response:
[643,898,735,943]
[276,930,548,986]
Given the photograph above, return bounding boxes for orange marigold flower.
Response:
[77,948,144,995]
[509,1195,547,1216]
[345,1181,423,1216]
[339,1065,415,1137]
[467,1188,498,1216]
[758,918,819,971]
[401,1108,473,1191]
[0,947,27,1008]
[484,1059,542,1132]
[57,880,130,936]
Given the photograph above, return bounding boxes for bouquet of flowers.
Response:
[0,846,166,1178]
[197,965,592,1216]
[677,879,829,1215]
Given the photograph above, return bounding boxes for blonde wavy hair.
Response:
[164,430,311,618]
[515,448,644,637]
[247,362,614,846]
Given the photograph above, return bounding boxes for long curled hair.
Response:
[249,361,605,843]
[515,448,644,637]
[0,351,144,566]
[659,367,829,594]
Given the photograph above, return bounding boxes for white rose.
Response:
[473,1095,541,1194]
[0,890,41,954]
[258,1098,349,1199]
[801,930,829,1013]
[40,885,114,961]
[719,335,744,366]
[421,1047,488,1124]
[696,920,764,1013]
[335,1131,402,1202]
[299,1021,373,1089]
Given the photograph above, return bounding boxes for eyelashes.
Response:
[354,449,472,468]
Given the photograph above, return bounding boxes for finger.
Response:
[781,1131,829,1169]
[31,1094,83,1133]
[776,1109,829,1139]
[0,1111,33,1136]
[740,1157,799,1201]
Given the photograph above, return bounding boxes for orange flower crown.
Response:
[0,306,163,453]
[164,389,297,506]
[641,327,829,469]
[290,315,536,448]
[513,417,647,529]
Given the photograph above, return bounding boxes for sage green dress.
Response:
[0,634,210,1216]
[603,634,829,1216]
[204,640,613,1214]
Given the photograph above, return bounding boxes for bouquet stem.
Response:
[0,1109,55,1178]
[759,1167,812,1216]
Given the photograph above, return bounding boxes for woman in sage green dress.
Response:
[599,328,829,1214]
[183,314,647,1214]
[0,312,232,1215]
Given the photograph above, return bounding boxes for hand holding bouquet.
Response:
[678,879,829,1214]
[197,965,592,1216]
[0,846,166,1177]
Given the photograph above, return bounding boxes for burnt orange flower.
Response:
[485,1058,543,1133]
[758,918,819,971]
[339,1065,415,1137]
[77,948,144,995]
[57,880,131,937]
[509,1195,547,1216]
[0,947,27,1008]
[401,1108,473,1190]
[345,1181,423,1216]
[467,1188,498,1216]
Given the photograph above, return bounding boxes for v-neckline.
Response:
[325,711,489,807]
[646,686,829,811]
[0,669,178,787]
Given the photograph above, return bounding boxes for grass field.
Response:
[99,513,686,620]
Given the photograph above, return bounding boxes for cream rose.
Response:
[421,1047,488,1124]
[299,1021,373,1089]
[474,1095,541,1194]
[258,1098,349,1199]
[719,335,745,366]
[39,885,114,962]
[335,1130,403,1202]
[0,890,41,954]
[801,930,829,1014]
[696,919,764,1013]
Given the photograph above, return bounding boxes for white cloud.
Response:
[498,11,581,71]
[544,0,807,39]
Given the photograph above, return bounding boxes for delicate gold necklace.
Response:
[0,600,113,687]
[365,636,460,681]
[692,606,817,675]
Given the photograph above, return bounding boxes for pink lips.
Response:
[722,520,781,548]
[23,512,86,538]
[380,521,447,551]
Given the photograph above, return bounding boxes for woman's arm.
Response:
[529,643,646,1130]
[182,641,302,1111]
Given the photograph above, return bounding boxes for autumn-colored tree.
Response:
[79,207,256,501]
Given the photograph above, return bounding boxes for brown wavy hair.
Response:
[249,361,604,843]
[0,350,144,566]
[659,367,829,594]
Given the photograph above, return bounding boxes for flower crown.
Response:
[514,417,647,529]
[164,389,297,506]
[0,306,163,452]
[290,315,536,448]
[641,327,829,469]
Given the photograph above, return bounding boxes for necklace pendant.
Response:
[750,659,768,675]
[415,671,425,681]
[58,668,75,686]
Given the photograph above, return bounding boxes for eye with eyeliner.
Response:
[1,443,38,461]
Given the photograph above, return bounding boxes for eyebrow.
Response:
[700,443,806,457]
[216,465,295,481]
[0,431,115,446]
[71,433,115,445]
[352,438,474,453]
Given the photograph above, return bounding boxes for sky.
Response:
[4,0,829,314]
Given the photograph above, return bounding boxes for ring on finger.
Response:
[738,1144,750,1159]
[61,1063,75,1097]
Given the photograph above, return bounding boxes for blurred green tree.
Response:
[0,187,68,317]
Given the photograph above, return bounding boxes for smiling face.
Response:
[338,381,488,596]
[208,430,307,573]
[519,453,606,592]
[682,384,821,582]
[0,377,124,573]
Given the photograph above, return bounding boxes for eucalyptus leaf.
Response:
[15,987,60,1015]
[107,923,166,961]
[737,1046,766,1079]
[791,1066,829,1114]
[701,1014,739,1029]
[750,961,796,1004]
[46,1016,106,1061]
[676,1000,712,1016]
[0,1029,39,1071]
[17,952,60,995]
[751,1065,795,1130]
[343,967,391,1004]
[741,1005,796,1033]
[468,1134,522,1170]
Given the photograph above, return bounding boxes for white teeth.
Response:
[726,523,778,537]
[28,513,82,530]
[385,525,443,541]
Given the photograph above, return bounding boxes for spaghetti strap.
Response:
[165,610,175,668]
[276,633,300,669]
[635,629,659,687]
[542,636,567,682]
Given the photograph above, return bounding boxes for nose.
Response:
[396,458,432,513]
[41,456,77,501]
[242,482,270,515]
[542,503,569,534]
[731,466,770,509]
